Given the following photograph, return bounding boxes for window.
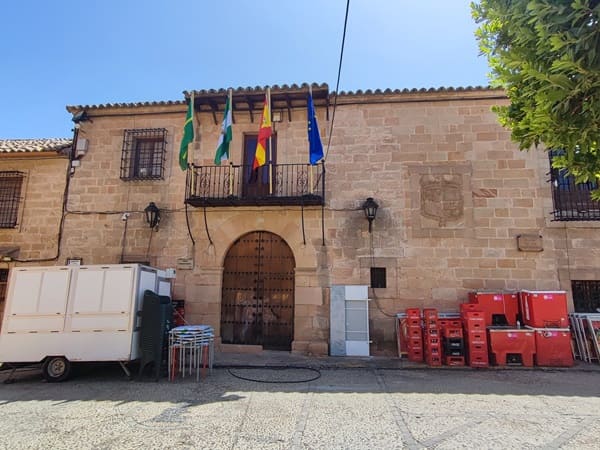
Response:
[572,280,600,312]
[120,128,167,180]
[370,267,387,288]
[0,171,25,228]
[549,150,600,221]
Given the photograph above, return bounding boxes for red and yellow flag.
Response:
[253,96,272,170]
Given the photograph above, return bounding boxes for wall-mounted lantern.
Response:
[362,197,379,233]
[144,202,161,231]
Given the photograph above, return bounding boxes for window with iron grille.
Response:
[0,171,25,228]
[120,128,167,181]
[549,150,600,221]
[571,280,600,312]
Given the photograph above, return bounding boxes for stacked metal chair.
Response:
[168,325,214,381]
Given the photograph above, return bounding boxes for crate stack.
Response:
[441,319,465,366]
[422,308,442,366]
[404,308,424,362]
[520,290,573,367]
[460,304,489,368]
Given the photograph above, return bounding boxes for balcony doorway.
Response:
[242,134,277,199]
[220,230,294,350]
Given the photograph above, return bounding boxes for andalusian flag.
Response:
[179,94,194,170]
[214,91,232,165]
[253,95,272,170]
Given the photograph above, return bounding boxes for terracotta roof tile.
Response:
[65,83,500,111]
[0,138,72,153]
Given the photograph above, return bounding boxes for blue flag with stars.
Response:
[307,92,324,165]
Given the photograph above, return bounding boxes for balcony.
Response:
[185,162,325,207]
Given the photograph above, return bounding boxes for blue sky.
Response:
[0,1,489,139]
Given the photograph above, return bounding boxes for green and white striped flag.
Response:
[214,91,232,165]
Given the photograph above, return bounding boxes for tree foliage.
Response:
[472,0,600,195]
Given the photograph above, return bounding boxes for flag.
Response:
[307,92,323,165]
[179,95,194,170]
[253,95,272,170]
[214,92,232,165]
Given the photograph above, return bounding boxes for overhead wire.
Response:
[324,0,350,162]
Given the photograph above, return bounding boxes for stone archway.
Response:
[220,231,295,350]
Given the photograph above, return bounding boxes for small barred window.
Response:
[120,129,167,181]
[0,171,25,228]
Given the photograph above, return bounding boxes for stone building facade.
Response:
[0,139,72,319]
[2,84,599,355]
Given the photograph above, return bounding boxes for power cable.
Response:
[324,0,350,162]
[226,366,321,383]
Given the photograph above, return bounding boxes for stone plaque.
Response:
[517,234,543,252]
[176,257,194,270]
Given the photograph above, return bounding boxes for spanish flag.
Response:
[253,95,272,170]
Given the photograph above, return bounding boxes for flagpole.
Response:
[227,89,234,196]
[267,87,273,195]
[189,91,196,192]
[309,86,314,194]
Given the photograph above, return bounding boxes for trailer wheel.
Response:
[42,357,71,382]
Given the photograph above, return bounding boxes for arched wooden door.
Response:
[220,231,295,350]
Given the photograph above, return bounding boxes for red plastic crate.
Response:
[445,356,465,366]
[466,331,487,345]
[469,291,519,326]
[532,327,574,367]
[426,355,442,366]
[467,342,487,355]
[404,325,423,339]
[406,308,421,319]
[422,308,438,320]
[488,328,535,367]
[460,303,481,315]
[468,352,490,367]
[423,319,438,329]
[424,328,440,337]
[463,318,485,332]
[407,349,424,362]
[425,346,441,356]
[519,290,568,328]
[407,337,423,350]
[442,327,463,339]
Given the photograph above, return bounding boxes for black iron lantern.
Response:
[362,197,379,233]
[144,202,161,230]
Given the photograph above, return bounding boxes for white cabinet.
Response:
[330,285,370,356]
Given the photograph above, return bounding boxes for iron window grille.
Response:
[571,280,600,313]
[0,171,25,228]
[120,128,167,181]
[549,150,600,221]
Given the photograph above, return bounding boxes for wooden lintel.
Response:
[285,95,292,122]
[208,101,219,125]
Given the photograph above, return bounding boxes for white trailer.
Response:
[0,264,170,381]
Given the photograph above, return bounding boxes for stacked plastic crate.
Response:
[423,308,442,366]
[520,290,573,367]
[404,308,423,362]
[441,318,465,366]
[460,303,489,367]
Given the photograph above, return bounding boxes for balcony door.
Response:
[220,231,294,350]
[242,134,277,199]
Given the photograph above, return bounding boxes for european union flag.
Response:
[307,92,324,165]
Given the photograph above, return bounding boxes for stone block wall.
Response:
[5,88,598,356]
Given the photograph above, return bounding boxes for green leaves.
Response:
[473,0,600,193]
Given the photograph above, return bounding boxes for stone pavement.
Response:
[1,352,600,449]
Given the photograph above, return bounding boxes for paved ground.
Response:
[1,353,600,449]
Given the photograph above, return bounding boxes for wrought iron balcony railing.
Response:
[185,162,325,207]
